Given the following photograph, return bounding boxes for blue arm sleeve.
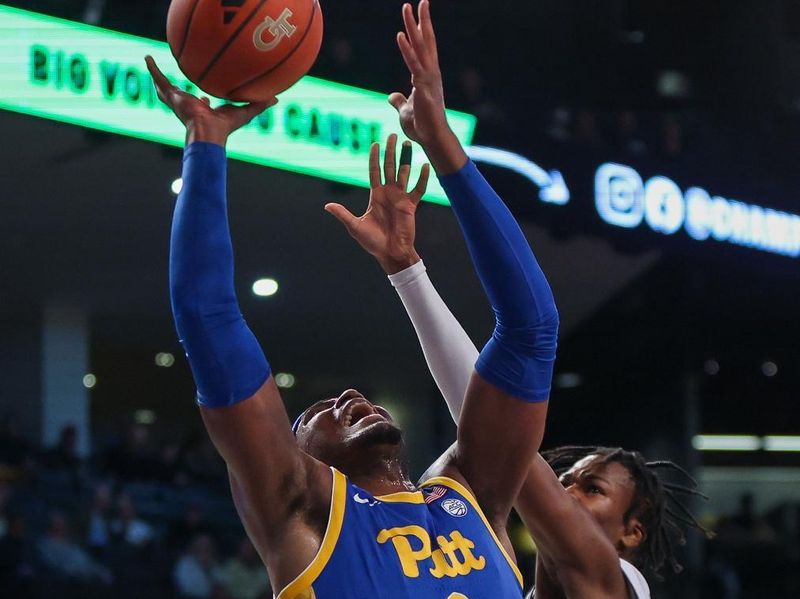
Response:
[170,142,271,408]
[439,160,559,402]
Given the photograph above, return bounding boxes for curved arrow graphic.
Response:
[465,145,570,205]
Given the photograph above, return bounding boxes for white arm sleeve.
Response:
[388,260,479,424]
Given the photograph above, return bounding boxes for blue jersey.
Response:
[276,467,524,599]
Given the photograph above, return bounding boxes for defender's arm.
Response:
[389,264,623,594]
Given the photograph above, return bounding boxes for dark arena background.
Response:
[1,1,799,597]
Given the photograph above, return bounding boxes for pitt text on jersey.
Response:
[377,526,486,579]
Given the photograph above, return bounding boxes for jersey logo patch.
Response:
[441,498,468,517]
[354,493,381,507]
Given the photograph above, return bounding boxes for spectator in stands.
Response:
[83,481,113,557]
[106,492,165,599]
[181,435,227,485]
[702,538,742,599]
[0,510,37,595]
[41,424,81,471]
[104,423,157,480]
[168,503,216,553]
[110,491,155,549]
[718,492,778,546]
[0,413,33,480]
[37,510,113,585]
[217,536,270,599]
[715,493,782,595]
[174,533,223,598]
[154,441,191,485]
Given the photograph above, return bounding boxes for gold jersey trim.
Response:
[374,490,425,503]
[419,476,524,589]
[276,467,347,599]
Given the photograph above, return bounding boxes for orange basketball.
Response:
[166,0,323,102]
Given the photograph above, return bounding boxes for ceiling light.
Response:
[703,359,720,375]
[554,372,583,389]
[764,436,800,452]
[692,435,761,451]
[275,373,296,389]
[155,352,175,367]
[134,409,156,425]
[252,278,279,297]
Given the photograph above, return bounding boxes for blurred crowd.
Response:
[2,414,800,598]
[701,492,800,598]
[0,417,270,599]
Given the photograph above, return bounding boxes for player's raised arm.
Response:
[348,144,632,599]
[146,57,330,559]
[390,1,559,522]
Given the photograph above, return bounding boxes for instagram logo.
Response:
[595,163,645,228]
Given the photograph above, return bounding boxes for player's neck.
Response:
[347,454,416,495]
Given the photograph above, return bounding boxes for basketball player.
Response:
[145,0,559,588]
[329,3,709,598]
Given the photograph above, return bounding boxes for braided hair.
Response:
[542,445,713,578]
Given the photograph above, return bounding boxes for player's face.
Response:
[559,456,642,553]
[295,389,403,467]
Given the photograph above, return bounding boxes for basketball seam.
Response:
[198,0,272,84]
[225,0,319,98]
[176,0,203,61]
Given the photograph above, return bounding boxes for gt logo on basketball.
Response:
[253,8,297,52]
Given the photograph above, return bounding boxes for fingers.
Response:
[388,92,408,113]
[383,134,398,185]
[418,0,439,64]
[368,142,382,189]
[239,100,273,121]
[217,98,276,130]
[396,32,423,74]
[402,2,436,70]
[324,203,360,234]
[410,163,431,202]
[144,55,176,104]
[402,3,426,55]
[397,141,412,191]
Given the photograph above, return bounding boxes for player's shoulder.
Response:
[417,441,469,492]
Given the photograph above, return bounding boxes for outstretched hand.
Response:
[389,1,449,146]
[145,56,276,145]
[389,1,467,175]
[325,134,430,274]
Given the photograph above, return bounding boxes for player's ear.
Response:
[621,517,645,551]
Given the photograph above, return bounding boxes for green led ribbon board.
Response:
[0,4,476,204]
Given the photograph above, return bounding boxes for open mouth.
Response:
[342,400,382,428]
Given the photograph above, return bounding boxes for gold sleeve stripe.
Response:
[420,476,524,588]
[276,467,347,599]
